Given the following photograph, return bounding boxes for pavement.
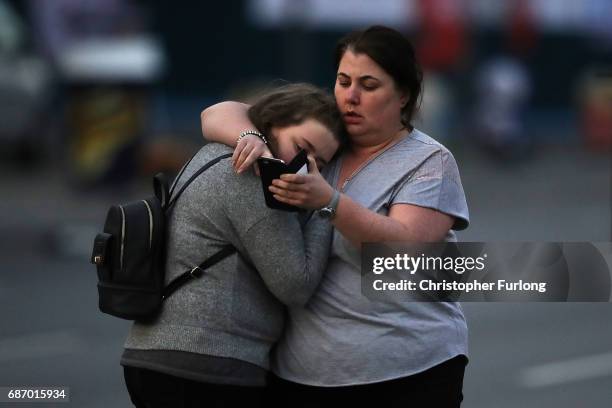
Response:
[0,144,611,407]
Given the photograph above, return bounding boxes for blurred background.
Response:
[0,0,611,407]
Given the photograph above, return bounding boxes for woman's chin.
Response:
[345,122,367,136]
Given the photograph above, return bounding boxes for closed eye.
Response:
[361,79,379,90]
[336,73,351,88]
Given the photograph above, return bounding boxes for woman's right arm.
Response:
[201,102,270,173]
[200,101,251,145]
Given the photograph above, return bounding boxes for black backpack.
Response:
[90,153,235,321]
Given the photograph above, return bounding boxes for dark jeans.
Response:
[266,355,468,408]
[123,366,264,408]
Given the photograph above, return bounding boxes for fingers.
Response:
[234,134,270,173]
[236,142,273,173]
[269,181,303,194]
[278,173,306,183]
[307,155,320,174]
[273,194,302,206]
[261,149,274,159]
[236,145,254,173]
[232,143,246,169]
[269,173,329,210]
[269,186,307,205]
[241,149,262,173]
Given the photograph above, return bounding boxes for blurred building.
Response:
[2,0,611,176]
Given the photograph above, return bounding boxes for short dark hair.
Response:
[248,83,345,149]
[335,25,423,130]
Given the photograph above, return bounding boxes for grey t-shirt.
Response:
[272,129,470,386]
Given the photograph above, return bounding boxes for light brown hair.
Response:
[248,83,346,149]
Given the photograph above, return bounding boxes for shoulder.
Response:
[190,143,234,169]
[401,129,455,161]
[407,129,462,172]
[177,144,275,228]
[182,143,261,196]
[377,129,458,179]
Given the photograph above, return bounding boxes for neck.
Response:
[348,127,407,159]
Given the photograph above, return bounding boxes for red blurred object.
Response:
[508,0,538,57]
[416,0,468,72]
[580,72,612,151]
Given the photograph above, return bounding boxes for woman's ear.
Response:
[399,92,410,109]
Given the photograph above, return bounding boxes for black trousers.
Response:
[124,355,466,408]
[266,355,468,408]
[123,366,264,408]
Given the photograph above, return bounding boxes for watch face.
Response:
[318,207,334,218]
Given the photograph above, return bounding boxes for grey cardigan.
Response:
[124,143,332,370]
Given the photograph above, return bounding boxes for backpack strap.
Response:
[168,149,200,199]
[153,173,170,209]
[162,245,236,300]
[166,153,233,212]
[161,152,235,301]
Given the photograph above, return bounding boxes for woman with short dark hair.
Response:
[201,26,470,407]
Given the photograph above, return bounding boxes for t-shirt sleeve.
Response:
[389,150,469,230]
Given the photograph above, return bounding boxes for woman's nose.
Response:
[346,86,360,105]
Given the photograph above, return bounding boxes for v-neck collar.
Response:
[332,130,412,192]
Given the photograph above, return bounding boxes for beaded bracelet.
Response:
[237,130,268,145]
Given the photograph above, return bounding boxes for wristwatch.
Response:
[318,189,340,219]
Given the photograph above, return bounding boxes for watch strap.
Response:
[327,189,341,211]
[318,189,340,218]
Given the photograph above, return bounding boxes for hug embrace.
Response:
[121,25,470,408]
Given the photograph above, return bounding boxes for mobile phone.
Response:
[257,149,308,211]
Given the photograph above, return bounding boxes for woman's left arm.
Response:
[270,156,454,246]
[330,196,453,245]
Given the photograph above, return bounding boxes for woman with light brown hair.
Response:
[122,83,344,408]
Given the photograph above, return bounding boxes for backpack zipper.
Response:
[119,205,126,270]
[141,200,153,249]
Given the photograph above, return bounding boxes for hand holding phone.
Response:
[257,150,308,211]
